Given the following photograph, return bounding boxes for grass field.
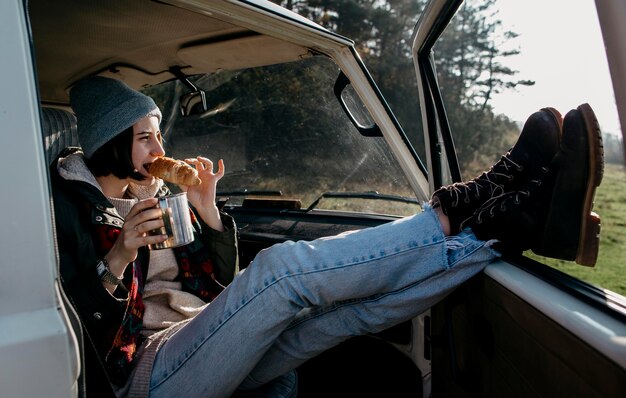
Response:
[528,163,626,296]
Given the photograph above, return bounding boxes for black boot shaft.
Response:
[432,107,561,234]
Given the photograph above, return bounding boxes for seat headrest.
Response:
[41,107,80,165]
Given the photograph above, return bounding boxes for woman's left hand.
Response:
[181,156,225,231]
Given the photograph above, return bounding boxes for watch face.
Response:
[96,260,107,278]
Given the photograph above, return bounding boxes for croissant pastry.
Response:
[147,157,201,186]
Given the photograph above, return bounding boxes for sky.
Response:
[488,0,621,135]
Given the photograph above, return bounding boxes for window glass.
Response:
[434,0,625,295]
[271,0,428,168]
[143,56,420,216]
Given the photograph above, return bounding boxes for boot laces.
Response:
[488,153,523,182]
[472,170,547,225]
[441,175,504,208]
[446,153,524,208]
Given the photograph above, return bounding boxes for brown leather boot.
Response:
[432,107,562,233]
[532,103,604,266]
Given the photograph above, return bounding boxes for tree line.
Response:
[274,0,625,174]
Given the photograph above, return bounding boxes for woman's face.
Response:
[131,115,165,185]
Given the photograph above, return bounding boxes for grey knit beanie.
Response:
[70,76,162,158]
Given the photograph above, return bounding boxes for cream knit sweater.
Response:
[108,197,207,337]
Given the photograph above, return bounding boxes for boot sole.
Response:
[575,103,604,266]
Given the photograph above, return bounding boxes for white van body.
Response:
[1,0,625,397]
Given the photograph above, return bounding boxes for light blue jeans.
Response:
[148,206,499,397]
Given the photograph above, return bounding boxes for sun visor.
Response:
[177,35,311,72]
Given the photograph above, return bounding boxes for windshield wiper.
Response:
[305,191,419,212]
[217,189,283,197]
[216,189,284,209]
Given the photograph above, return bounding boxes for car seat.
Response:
[42,107,80,165]
[41,106,88,397]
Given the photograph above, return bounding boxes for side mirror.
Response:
[333,72,381,137]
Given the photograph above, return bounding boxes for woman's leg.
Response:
[240,229,494,389]
[146,105,599,397]
[148,206,498,398]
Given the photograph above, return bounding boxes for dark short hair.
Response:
[85,126,146,181]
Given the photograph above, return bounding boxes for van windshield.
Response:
[143,55,420,216]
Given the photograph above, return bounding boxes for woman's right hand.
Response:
[104,198,167,278]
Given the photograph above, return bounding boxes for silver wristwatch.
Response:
[96,259,124,286]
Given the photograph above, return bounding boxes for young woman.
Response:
[52,76,602,397]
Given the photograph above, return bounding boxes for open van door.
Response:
[411,0,626,396]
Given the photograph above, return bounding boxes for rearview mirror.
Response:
[179,90,208,116]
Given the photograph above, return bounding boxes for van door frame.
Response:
[0,1,79,397]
